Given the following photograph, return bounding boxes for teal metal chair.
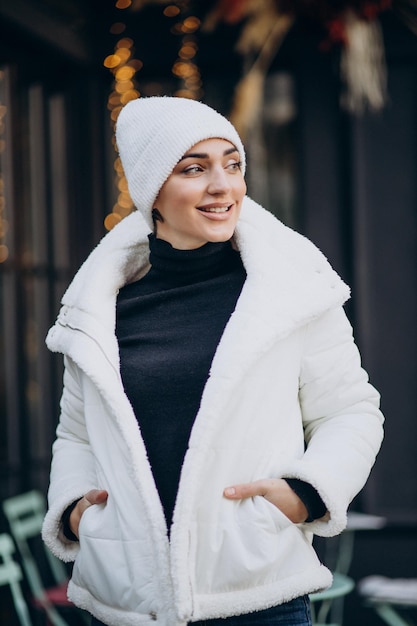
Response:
[309,511,386,625]
[0,532,33,626]
[3,490,88,626]
[310,572,355,625]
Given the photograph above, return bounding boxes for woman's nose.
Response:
[207,167,231,194]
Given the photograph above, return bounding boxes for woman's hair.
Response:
[151,208,164,234]
[116,97,246,230]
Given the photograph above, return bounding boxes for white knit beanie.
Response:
[115,97,246,230]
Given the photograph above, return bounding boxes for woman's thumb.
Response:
[84,489,108,506]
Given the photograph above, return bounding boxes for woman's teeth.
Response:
[199,206,230,213]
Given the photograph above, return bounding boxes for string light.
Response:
[167,6,202,101]
[104,3,142,231]
[103,1,204,230]
[115,0,132,9]
[163,5,180,18]
[110,22,127,35]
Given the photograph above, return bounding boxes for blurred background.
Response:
[0,1,416,625]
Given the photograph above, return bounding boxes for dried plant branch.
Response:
[230,13,294,137]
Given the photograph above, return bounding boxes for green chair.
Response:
[3,490,88,626]
[0,532,33,626]
[310,572,355,625]
[309,511,386,625]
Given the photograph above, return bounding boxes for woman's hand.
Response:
[69,489,108,539]
[223,478,308,524]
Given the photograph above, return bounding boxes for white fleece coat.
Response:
[42,197,384,626]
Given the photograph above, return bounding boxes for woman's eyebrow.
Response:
[179,147,239,161]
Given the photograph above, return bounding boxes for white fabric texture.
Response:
[115,97,246,230]
[358,576,417,605]
[42,197,384,625]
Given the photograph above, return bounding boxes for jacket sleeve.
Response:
[284,306,384,537]
[42,356,99,562]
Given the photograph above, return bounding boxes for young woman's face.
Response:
[154,138,246,249]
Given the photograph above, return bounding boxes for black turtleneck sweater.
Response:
[116,235,247,526]
[115,234,326,529]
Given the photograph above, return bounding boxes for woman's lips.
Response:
[196,205,231,214]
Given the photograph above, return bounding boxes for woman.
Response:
[42,97,384,626]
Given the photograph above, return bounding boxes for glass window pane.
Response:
[0,66,19,488]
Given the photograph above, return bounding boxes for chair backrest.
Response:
[3,490,67,600]
[0,532,33,626]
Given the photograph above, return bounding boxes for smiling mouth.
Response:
[197,205,231,213]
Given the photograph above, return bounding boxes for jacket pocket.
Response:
[73,504,157,614]
[192,495,318,594]
[255,495,295,532]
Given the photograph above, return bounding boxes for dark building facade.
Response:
[0,2,416,624]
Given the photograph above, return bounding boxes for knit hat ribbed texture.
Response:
[115,97,246,230]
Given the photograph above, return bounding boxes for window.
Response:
[0,62,109,498]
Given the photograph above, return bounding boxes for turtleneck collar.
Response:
[148,233,238,277]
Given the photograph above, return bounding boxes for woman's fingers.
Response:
[84,489,109,506]
[224,479,271,499]
[223,478,308,523]
[69,489,108,539]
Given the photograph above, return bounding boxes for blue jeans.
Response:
[91,596,312,625]
[192,597,311,625]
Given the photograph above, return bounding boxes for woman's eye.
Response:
[183,165,203,174]
[227,161,242,171]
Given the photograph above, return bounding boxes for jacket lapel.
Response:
[199,197,350,391]
[46,210,152,414]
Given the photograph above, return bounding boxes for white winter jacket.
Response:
[42,197,384,625]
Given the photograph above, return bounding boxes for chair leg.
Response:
[35,601,70,626]
[9,581,33,626]
[372,603,415,626]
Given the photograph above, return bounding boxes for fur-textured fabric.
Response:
[42,196,384,625]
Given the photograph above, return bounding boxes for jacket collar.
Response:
[204,196,350,385]
[47,196,349,367]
